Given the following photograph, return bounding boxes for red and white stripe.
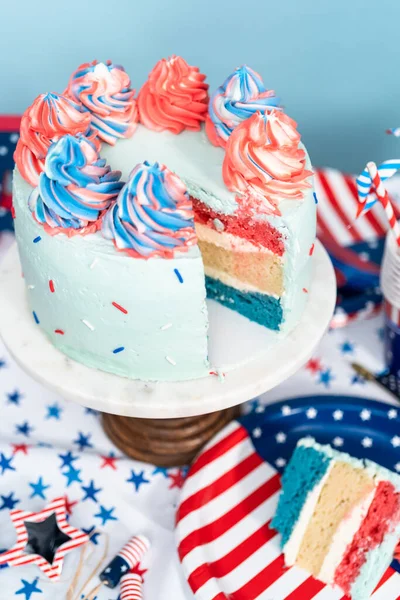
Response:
[366,162,400,247]
[0,497,88,580]
[120,573,143,599]
[119,535,150,567]
[384,299,400,327]
[315,168,396,246]
[177,420,399,600]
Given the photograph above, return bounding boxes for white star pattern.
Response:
[361,437,373,448]
[388,409,398,419]
[253,427,262,438]
[359,252,369,262]
[306,408,317,419]
[391,436,400,448]
[276,432,287,444]
[9,133,19,143]
[255,405,265,413]
[360,409,371,421]
[333,410,343,421]
[395,463,400,473]
[0,146,8,156]
[121,564,128,572]
[281,405,292,416]
[333,437,344,447]
[275,458,286,468]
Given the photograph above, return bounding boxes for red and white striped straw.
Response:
[367,161,400,248]
[119,535,150,568]
[120,573,143,599]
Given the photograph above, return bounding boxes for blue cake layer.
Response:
[271,445,332,547]
[205,276,283,330]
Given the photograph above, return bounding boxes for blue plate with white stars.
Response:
[240,395,400,573]
[242,396,400,476]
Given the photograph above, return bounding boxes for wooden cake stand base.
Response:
[102,406,241,467]
[0,242,336,467]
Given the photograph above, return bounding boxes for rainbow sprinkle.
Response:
[49,280,55,293]
[165,356,176,365]
[27,285,35,290]
[32,311,39,324]
[313,193,318,204]
[309,243,315,256]
[160,323,173,330]
[81,319,95,331]
[54,329,64,335]
[174,268,183,283]
[33,236,41,243]
[112,301,128,314]
[113,347,125,354]
[90,258,99,269]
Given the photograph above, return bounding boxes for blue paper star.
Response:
[46,403,62,420]
[152,467,169,478]
[74,432,93,451]
[16,421,33,437]
[82,480,102,502]
[0,492,20,510]
[7,390,22,405]
[318,368,335,388]
[16,578,43,600]
[29,477,50,500]
[0,358,6,369]
[63,466,83,487]
[340,341,354,354]
[0,453,15,475]
[94,505,117,525]
[58,450,79,468]
[351,373,366,385]
[82,525,101,545]
[126,469,150,491]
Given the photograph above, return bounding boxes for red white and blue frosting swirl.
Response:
[101,161,197,258]
[14,92,96,187]
[206,65,281,148]
[66,60,138,145]
[29,134,124,235]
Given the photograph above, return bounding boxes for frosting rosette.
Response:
[66,60,138,145]
[14,92,94,187]
[206,65,282,148]
[223,110,312,215]
[29,133,123,235]
[102,161,197,258]
[137,56,208,134]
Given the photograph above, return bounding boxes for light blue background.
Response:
[2,0,399,171]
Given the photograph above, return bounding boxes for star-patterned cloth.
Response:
[0,243,399,599]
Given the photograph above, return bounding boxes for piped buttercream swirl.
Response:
[206,65,281,148]
[137,56,208,134]
[222,110,312,215]
[14,92,94,187]
[101,161,197,258]
[66,60,138,145]
[29,134,123,235]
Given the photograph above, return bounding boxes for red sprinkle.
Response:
[54,329,64,335]
[11,205,15,219]
[309,243,315,256]
[112,301,128,314]
[303,288,309,294]
[49,280,55,293]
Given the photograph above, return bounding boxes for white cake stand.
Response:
[0,241,336,465]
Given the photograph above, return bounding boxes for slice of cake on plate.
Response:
[272,437,400,600]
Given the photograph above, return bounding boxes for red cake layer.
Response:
[333,481,400,594]
[192,198,284,256]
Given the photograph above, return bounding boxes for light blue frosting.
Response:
[29,134,123,229]
[102,161,196,257]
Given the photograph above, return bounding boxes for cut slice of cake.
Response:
[271,437,400,600]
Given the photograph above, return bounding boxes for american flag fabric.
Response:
[177,415,400,600]
[0,116,20,233]
[315,167,400,327]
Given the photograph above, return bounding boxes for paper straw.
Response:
[366,161,400,248]
[100,535,150,588]
[120,573,143,599]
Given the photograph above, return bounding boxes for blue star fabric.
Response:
[127,469,150,491]
[15,578,43,600]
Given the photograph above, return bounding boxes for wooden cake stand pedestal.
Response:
[0,242,336,466]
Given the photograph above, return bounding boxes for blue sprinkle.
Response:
[112,346,125,354]
[313,192,318,204]
[33,236,42,243]
[174,268,183,283]
[32,311,39,324]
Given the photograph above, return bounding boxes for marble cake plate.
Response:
[0,241,335,419]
